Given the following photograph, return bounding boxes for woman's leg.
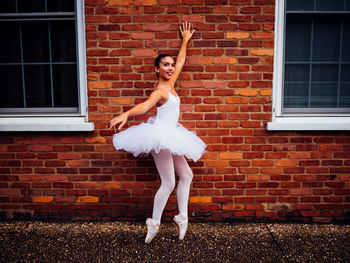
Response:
[173,155,193,218]
[151,149,176,223]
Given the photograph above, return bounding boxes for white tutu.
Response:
[113,92,206,162]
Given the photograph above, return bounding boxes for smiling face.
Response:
[155,56,175,80]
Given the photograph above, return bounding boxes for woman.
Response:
[109,22,206,244]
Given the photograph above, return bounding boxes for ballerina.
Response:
[109,22,206,244]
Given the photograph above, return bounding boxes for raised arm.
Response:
[169,22,195,86]
[109,90,163,132]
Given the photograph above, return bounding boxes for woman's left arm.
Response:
[169,22,195,86]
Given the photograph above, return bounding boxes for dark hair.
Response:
[154,54,172,67]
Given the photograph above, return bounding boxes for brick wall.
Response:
[0,0,349,223]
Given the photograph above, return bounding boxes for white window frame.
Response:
[0,0,94,132]
[267,0,350,131]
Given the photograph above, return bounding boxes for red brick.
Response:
[159,0,180,4]
[181,15,205,23]
[131,32,154,39]
[291,189,312,196]
[182,0,205,4]
[191,7,213,13]
[275,160,298,167]
[29,145,52,152]
[58,153,81,160]
[230,15,252,22]
[187,57,212,65]
[206,0,227,4]
[324,197,343,203]
[134,0,156,5]
[144,24,170,31]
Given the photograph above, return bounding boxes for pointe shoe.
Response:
[145,218,160,244]
[173,214,188,240]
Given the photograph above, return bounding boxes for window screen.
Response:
[283,0,350,113]
[0,0,79,114]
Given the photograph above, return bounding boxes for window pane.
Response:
[287,0,348,11]
[347,0,350,11]
[285,17,312,62]
[22,21,49,62]
[310,82,338,107]
[340,65,350,107]
[24,65,51,107]
[0,0,16,13]
[310,65,338,107]
[284,82,309,108]
[313,19,341,62]
[0,66,23,108]
[339,84,350,107]
[341,65,350,82]
[48,0,75,12]
[287,0,314,11]
[285,64,310,82]
[18,0,45,13]
[51,21,77,62]
[53,64,78,107]
[316,0,345,11]
[0,22,21,63]
[342,19,350,62]
[312,64,338,82]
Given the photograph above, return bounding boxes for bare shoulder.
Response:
[152,88,168,99]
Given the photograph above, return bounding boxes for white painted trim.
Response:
[268,0,350,131]
[267,117,350,131]
[271,0,285,119]
[0,117,94,131]
[76,0,89,119]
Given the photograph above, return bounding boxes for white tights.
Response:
[151,150,193,223]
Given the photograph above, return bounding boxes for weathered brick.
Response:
[88,81,111,89]
[32,196,54,203]
[251,49,274,56]
[109,0,131,5]
[144,24,170,31]
[134,0,156,5]
[213,57,237,64]
[226,32,250,39]
[222,204,244,210]
[235,88,259,96]
[189,196,212,203]
[77,196,99,203]
[131,32,154,39]
[275,160,298,167]
[187,57,212,64]
[132,49,156,56]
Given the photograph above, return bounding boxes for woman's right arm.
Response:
[169,22,195,86]
[109,90,163,132]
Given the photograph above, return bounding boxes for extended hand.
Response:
[109,113,128,133]
[180,22,195,42]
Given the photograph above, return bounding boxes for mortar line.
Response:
[264,223,292,263]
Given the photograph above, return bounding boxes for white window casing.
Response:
[0,0,94,132]
[267,0,350,131]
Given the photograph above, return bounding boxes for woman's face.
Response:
[155,56,175,80]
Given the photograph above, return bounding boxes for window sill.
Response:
[267,117,350,131]
[0,117,94,132]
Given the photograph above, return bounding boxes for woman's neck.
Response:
[157,78,173,89]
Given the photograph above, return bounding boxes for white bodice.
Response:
[153,92,180,127]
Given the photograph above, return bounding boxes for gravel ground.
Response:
[0,221,349,263]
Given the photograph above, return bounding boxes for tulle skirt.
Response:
[113,117,206,162]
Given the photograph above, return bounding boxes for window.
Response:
[268,0,350,130]
[0,0,93,131]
